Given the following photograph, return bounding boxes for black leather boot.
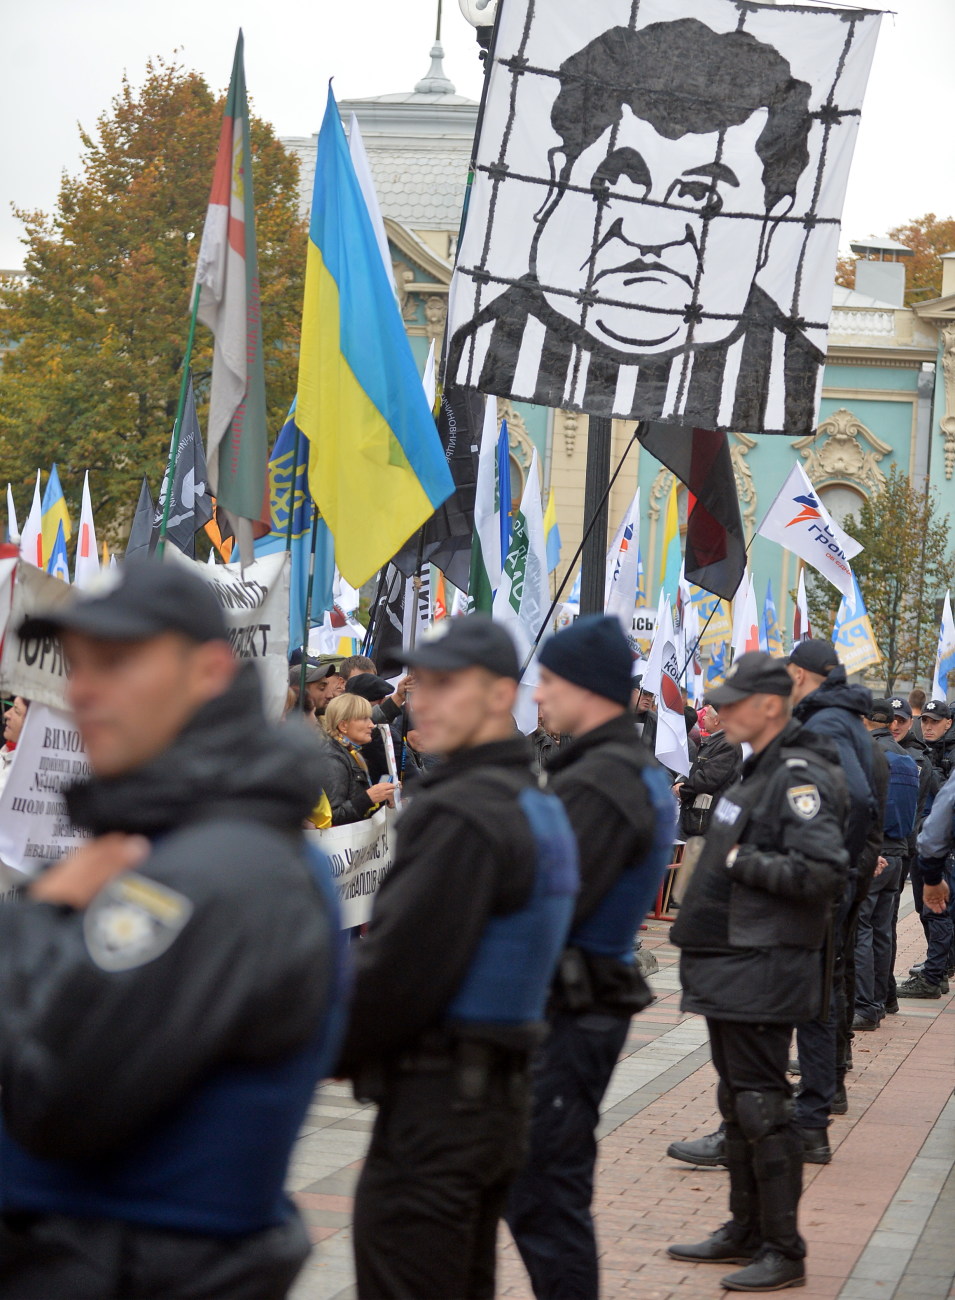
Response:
[667,1223,757,1265]
[667,1123,727,1168]
[721,1248,806,1291]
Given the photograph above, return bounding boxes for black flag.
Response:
[153,379,215,557]
[638,425,746,601]
[125,477,156,560]
[390,385,483,592]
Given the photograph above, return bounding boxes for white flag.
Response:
[421,340,437,412]
[793,569,813,647]
[932,590,955,702]
[6,484,19,545]
[349,113,398,297]
[604,487,641,634]
[469,398,502,612]
[493,450,549,734]
[74,472,101,590]
[732,572,760,661]
[757,463,861,598]
[643,595,689,777]
[19,471,43,570]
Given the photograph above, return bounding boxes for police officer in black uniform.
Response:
[338,616,579,1300]
[667,652,848,1293]
[505,616,676,1299]
[0,560,343,1300]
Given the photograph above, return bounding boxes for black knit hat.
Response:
[537,615,633,707]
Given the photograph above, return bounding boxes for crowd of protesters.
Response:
[0,561,954,1298]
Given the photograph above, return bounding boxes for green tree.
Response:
[0,57,306,546]
[835,212,955,306]
[807,466,954,693]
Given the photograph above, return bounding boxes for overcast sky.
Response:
[2,0,953,270]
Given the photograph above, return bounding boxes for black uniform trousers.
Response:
[353,1065,530,1300]
[707,1018,805,1261]
[922,861,955,986]
[855,855,903,1021]
[0,1211,310,1299]
[506,1010,630,1300]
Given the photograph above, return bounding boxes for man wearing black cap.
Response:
[667,652,848,1293]
[887,697,933,989]
[920,699,955,791]
[900,753,955,1000]
[338,615,580,1300]
[0,558,343,1298]
[505,616,676,1300]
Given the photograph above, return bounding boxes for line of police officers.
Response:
[0,561,917,1298]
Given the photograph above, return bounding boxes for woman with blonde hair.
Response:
[318,694,396,825]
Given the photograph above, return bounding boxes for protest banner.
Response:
[0,561,74,708]
[0,702,93,878]
[164,549,290,717]
[307,806,395,929]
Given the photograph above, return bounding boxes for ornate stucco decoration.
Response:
[647,466,674,524]
[559,409,579,458]
[497,400,535,474]
[792,408,892,494]
[941,324,955,480]
[729,431,758,537]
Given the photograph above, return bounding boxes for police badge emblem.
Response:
[787,784,821,820]
[84,873,192,972]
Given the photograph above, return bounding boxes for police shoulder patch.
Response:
[787,784,821,820]
[84,872,193,973]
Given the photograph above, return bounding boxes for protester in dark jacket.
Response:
[0,560,341,1299]
[668,653,848,1293]
[318,695,396,825]
[676,701,742,838]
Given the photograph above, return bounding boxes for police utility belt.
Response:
[354,1032,532,1108]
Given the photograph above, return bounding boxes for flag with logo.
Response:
[832,571,881,676]
[762,581,784,658]
[493,450,549,733]
[296,87,453,587]
[74,472,100,589]
[41,464,71,562]
[468,398,503,614]
[255,404,334,652]
[46,522,70,583]
[642,594,689,776]
[932,590,955,701]
[731,572,760,661]
[757,463,861,598]
[194,32,269,556]
[154,378,215,558]
[605,486,641,635]
[691,585,733,651]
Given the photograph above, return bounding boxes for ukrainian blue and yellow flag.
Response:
[296,87,454,587]
[255,400,335,652]
[41,464,71,560]
[543,488,561,574]
[46,520,71,583]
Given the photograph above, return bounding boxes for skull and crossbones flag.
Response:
[446,0,881,437]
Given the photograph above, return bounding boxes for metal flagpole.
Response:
[284,428,302,551]
[157,283,202,557]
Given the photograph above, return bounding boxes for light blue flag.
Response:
[255,401,335,654]
[762,581,784,657]
[46,520,70,583]
[497,419,511,565]
[832,571,881,675]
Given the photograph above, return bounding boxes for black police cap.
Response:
[18,557,228,645]
[707,651,793,705]
[788,638,840,676]
[404,615,519,680]
[923,699,952,720]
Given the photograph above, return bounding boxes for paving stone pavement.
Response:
[289,902,955,1299]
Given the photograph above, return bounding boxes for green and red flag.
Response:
[193,31,269,560]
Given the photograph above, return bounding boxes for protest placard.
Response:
[0,702,93,878]
[307,806,395,928]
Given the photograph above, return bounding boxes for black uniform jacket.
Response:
[545,714,665,1014]
[670,719,849,1025]
[338,737,540,1072]
[0,665,335,1161]
[678,730,743,838]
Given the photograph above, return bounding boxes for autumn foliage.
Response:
[0,58,307,544]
